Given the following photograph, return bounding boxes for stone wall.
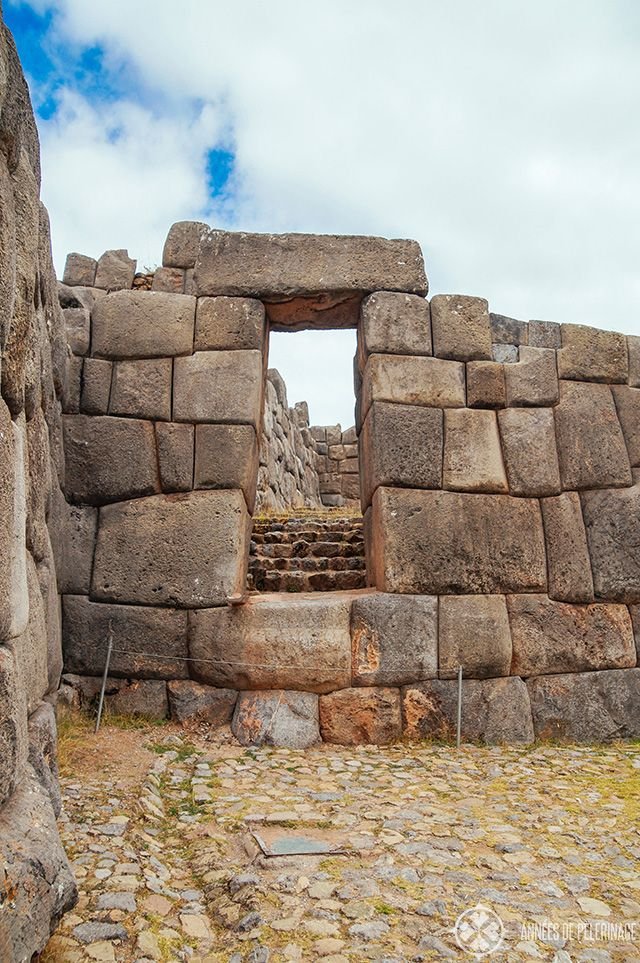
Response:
[310,423,359,507]
[57,222,640,748]
[0,9,77,960]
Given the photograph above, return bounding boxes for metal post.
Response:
[456,664,463,749]
[95,620,114,734]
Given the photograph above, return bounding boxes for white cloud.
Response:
[15,0,640,423]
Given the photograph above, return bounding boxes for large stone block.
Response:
[439,595,512,679]
[25,407,52,562]
[63,306,90,355]
[173,350,263,427]
[163,220,209,268]
[359,402,443,510]
[27,701,61,816]
[402,677,534,744]
[541,492,594,603]
[156,422,194,492]
[508,594,635,676]
[49,490,98,595]
[63,595,189,679]
[0,767,77,961]
[92,490,250,607]
[195,296,266,351]
[612,386,640,466]
[0,414,28,641]
[466,361,506,409]
[558,323,628,383]
[62,252,97,287]
[0,645,28,807]
[189,594,351,692]
[109,357,172,421]
[167,681,237,726]
[63,415,160,505]
[582,485,640,602]
[80,357,112,415]
[359,291,432,360]
[351,593,437,686]
[443,409,508,493]
[319,687,402,745]
[497,407,561,497]
[629,335,640,388]
[17,553,49,711]
[369,487,547,595]
[505,346,559,406]
[528,319,561,349]
[194,424,259,512]
[151,266,185,293]
[106,679,168,718]
[527,669,640,742]
[194,230,427,298]
[232,690,320,748]
[91,290,195,359]
[490,312,528,346]
[554,381,631,490]
[430,295,492,361]
[94,248,136,291]
[360,354,465,421]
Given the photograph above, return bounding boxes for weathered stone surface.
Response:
[194,230,428,298]
[508,594,635,676]
[91,290,195,359]
[351,593,437,686]
[554,381,631,490]
[439,595,512,679]
[27,701,61,816]
[94,248,136,291]
[369,487,547,595]
[189,594,351,692]
[504,346,559,406]
[527,669,640,742]
[558,323,628,383]
[63,415,160,505]
[156,422,194,492]
[628,335,640,388]
[49,491,97,595]
[0,417,28,640]
[62,252,97,287]
[528,319,561,348]
[25,408,51,562]
[631,606,640,660]
[430,295,492,362]
[489,312,528,346]
[443,409,508,493]
[151,266,185,293]
[402,677,533,744]
[163,220,209,268]
[541,492,594,603]
[80,358,112,415]
[194,424,259,511]
[497,407,561,496]
[612,386,640,466]
[361,354,465,421]
[109,357,172,421]
[582,485,640,602]
[492,343,518,364]
[63,306,90,355]
[466,361,506,409]
[319,687,402,745]
[167,681,237,726]
[106,679,168,718]
[359,402,442,509]
[359,291,431,359]
[18,554,49,710]
[62,354,82,414]
[63,595,189,679]
[92,490,250,607]
[0,767,77,960]
[173,350,263,427]
[0,645,28,806]
[232,690,320,748]
[195,296,265,351]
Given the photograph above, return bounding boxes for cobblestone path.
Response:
[43,722,640,962]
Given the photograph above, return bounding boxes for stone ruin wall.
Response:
[0,10,77,959]
[54,220,640,749]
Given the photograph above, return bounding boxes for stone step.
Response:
[248,570,368,593]
[252,541,364,560]
[249,556,366,574]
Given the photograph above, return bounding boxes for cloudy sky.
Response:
[5,0,640,426]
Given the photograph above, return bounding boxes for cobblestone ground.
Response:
[43,719,640,963]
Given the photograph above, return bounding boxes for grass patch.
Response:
[56,706,93,777]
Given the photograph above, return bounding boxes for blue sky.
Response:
[5,0,640,425]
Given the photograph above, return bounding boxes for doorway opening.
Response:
[248,328,366,593]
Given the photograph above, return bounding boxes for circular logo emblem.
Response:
[454,903,505,957]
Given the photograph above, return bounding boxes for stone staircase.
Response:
[247,512,367,592]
